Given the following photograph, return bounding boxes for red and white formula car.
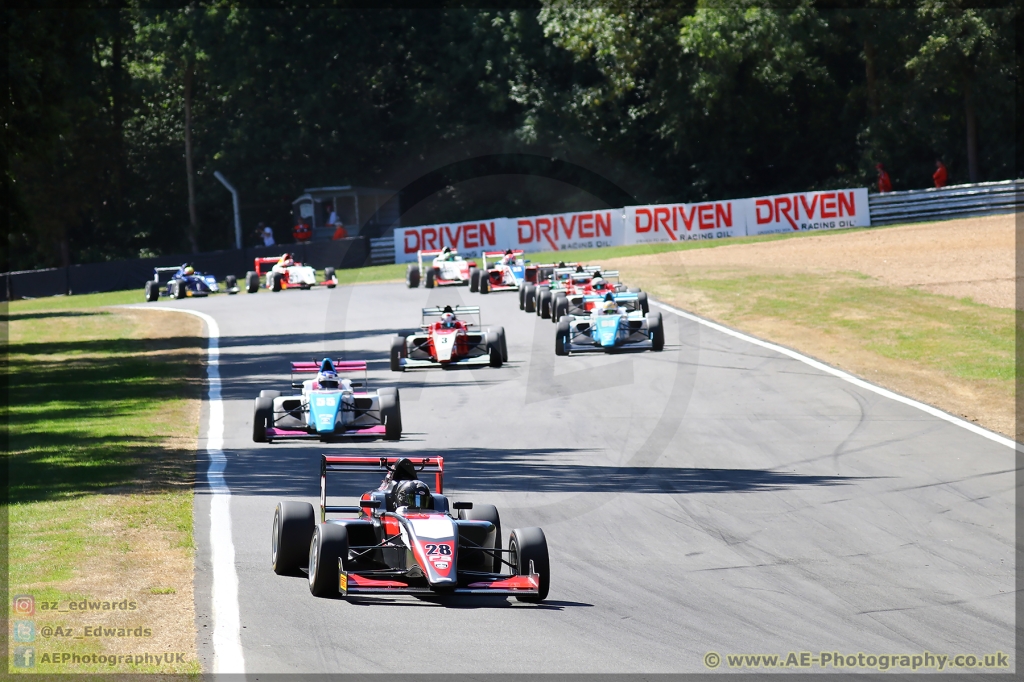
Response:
[245,255,338,293]
[271,455,550,601]
[469,250,526,294]
[390,305,507,370]
[405,248,476,288]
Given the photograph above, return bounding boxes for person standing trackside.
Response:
[876,163,893,193]
[259,222,276,247]
[933,159,948,188]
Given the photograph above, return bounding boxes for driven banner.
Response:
[746,188,870,235]
[394,219,512,263]
[511,210,624,253]
[624,200,746,244]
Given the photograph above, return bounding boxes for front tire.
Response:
[309,523,348,597]
[144,281,158,302]
[390,335,407,372]
[487,332,503,368]
[519,285,527,310]
[648,312,664,351]
[173,280,186,299]
[425,268,436,288]
[555,318,570,356]
[458,504,501,573]
[524,283,537,313]
[490,326,508,362]
[225,275,237,293]
[406,264,420,288]
[253,396,274,442]
[552,294,568,323]
[324,267,336,288]
[380,390,402,441]
[245,271,259,293]
[271,272,283,292]
[479,273,489,294]
[538,288,552,319]
[469,268,480,293]
[272,501,315,575]
[637,291,650,315]
[510,527,550,602]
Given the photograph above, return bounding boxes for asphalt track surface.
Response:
[138,280,1015,674]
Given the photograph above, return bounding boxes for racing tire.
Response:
[553,294,568,323]
[309,523,348,597]
[637,291,650,315]
[555,318,570,356]
[648,312,664,351]
[144,281,159,302]
[519,284,527,310]
[380,391,402,441]
[479,274,489,294]
[253,396,274,442]
[523,283,536,313]
[538,289,552,319]
[271,272,283,292]
[490,326,508,362]
[245,271,259,293]
[173,280,186,299]
[425,268,436,289]
[225,275,237,294]
[459,504,502,573]
[510,527,550,602]
[628,287,641,293]
[324,267,336,288]
[487,332,503,368]
[390,335,407,372]
[406,264,420,288]
[469,268,480,293]
[272,501,315,576]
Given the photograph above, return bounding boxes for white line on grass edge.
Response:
[146,306,244,673]
[652,300,1021,453]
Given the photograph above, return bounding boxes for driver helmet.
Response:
[576,265,585,273]
[395,480,433,509]
[183,264,195,276]
[591,276,604,289]
[317,370,339,389]
[441,246,452,257]
[601,299,618,314]
[440,312,456,328]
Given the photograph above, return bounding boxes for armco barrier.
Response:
[867,180,1022,225]
[4,237,367,300]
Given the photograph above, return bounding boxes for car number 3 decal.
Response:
[423,543,452,556]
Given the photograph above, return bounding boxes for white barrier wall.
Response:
[746,188,870,235]
[624,200,746,244]
[393,188,871,262]
[511,210,623,253]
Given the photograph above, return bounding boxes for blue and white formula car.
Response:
[144,264,238,302]
[555,293,664,355]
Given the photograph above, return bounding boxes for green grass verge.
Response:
[4,301,203,674]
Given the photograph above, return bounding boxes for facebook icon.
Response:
[13,646,36,668]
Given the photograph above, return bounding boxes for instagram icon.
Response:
[12,595,35,616]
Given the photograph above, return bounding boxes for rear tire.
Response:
[309,523,348,597]
[469,268,480,293]
[490,326,508,362]
[458,504,501,573]
[225,275,237,293]
[637,291,650,315]
[648,312,664,351]
[518,285,527,310]
[479,274,489,294]
[246,271,259,293]
[510,527,550,602]
[271,272,283,292]
[555,318,570,356]
[425,268,436,288]
[324,267,336,288]
[406,264,420,288]
[487,332,503,368]
[272,501,316,576]
[259,390,281,400]
[380,391,402,440]
[144,281,158,302]
[390,335,407,372]
[253,396,274,442]
[524,283,537,313]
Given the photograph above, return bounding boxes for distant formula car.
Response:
[390,305,507,371]
[470,250,526,294]
[245,256,337,293]
[549,270,647,323]
[272,455,550,601]
[556,294,664,355]
[144,264,238,302]
[406,248,476,288]
[252,358,401,442]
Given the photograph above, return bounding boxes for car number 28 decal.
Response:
[423,543,452,556]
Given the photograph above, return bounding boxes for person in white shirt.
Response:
[260,223,275,247]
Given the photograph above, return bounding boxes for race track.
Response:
[137,279,1015,674]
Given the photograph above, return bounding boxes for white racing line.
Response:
[145,307,244,673]
[651,300,1021,453]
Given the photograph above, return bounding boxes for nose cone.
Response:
[434,330,457,362]
[596,316,620,347]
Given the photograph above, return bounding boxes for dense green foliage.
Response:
[7,1,1018,270]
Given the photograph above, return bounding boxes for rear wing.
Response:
[152,266,181,283]
[290,360,368,389]
[320,455,445,519]
[421,305,481,329]
[583,291,641,311]
[417,249,456,270]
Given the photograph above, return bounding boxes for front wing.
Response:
[564,324,654,354]
[339,568,540,597]
[398,334,491,369]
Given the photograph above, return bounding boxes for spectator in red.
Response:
[292,222,312,242]
[933,159,948,188]
[332,223,348,240]
[876,163,893,193]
